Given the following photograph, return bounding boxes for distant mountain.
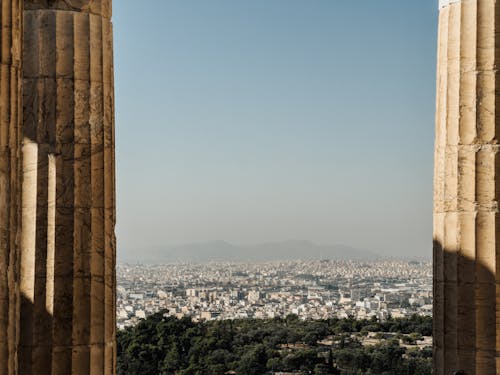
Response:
[119,240,380,263]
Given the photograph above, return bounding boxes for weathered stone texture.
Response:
[24,0,111,17]
[18,2,116,375]
[0,0,115,374]
[0,1,22,374]
[434,0,500,374]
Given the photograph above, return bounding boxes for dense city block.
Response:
[117,260,432,328]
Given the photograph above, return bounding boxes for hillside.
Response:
[117,314,432,375]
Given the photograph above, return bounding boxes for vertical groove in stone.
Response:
[46,154,55,317]
[72,11,91,374]
[476,0,497,374]
[456,1,477,372]
[102,17,115,373]
[33,10,56,373]
[19,6,39,373]
[21,1,115,374]
[433,4,449,373]
[52,10,75,374]
[19,140,37,375]
[89,13,105,373]
[444,4,460,373]
[0,0,22,373]
[434,1,499,374]
[495,1,500,372]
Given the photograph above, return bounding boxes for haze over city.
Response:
[114,1,438,259]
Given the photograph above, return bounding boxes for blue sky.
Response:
[114,0,438,258]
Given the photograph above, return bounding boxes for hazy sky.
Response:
[114,0,438,258]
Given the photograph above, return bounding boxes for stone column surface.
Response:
[0,0,22,374]
[434,0,500,374]
[20,0,116,374]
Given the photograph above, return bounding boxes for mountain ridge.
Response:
[119,240,381,263]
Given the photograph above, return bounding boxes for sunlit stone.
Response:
[434,0,499,374]
[0,0,116,374]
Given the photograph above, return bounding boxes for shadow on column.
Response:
[18,140,76,374]
[433,240,497,375]
[19,294,53,375]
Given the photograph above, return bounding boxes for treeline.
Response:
[117,313,432,375]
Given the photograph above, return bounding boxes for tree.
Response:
[314,363,330,374]
[117,314,434,375]
[161,343,180,373]
[237,345,267,375]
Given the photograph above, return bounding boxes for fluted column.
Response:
[0,0,22,374]
[434,0,500,374]
[20,1,116,374]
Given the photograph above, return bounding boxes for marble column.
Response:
[0,0,22,374]
[434,0,500,374]
[20,1,116,374]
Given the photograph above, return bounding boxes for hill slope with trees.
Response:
[117,313,432,375]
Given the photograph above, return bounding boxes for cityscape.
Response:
[0,0,494,373]
[117,259,432,329]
